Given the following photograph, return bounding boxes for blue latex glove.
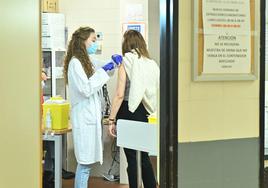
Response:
[102,62,115,72]
[111,54,123,66]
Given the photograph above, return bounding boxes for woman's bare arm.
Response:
[108,64,127,137]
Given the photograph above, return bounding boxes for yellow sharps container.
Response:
[42,96,70,130]
[148,113,157,124]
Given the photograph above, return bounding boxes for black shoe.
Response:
[264,167,268,187]
[62,168,75,179]
[43,171,54,188]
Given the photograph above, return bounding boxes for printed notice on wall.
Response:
[125,4,144,21]
[202,0,251,74]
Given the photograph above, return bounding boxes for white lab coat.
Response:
[68,56,109,165]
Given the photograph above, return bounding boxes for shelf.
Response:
[42,48,66,51]
[46,77,64,79]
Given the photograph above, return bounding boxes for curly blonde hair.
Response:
[63,27,95,84]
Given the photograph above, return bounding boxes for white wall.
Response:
[120,0,148,32]
[148,0,160,64]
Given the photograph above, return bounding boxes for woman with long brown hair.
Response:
[108,30,159,188]
[63,26,122,188]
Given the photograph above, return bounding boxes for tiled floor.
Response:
[61,156,158,188]
[62,177,128,188]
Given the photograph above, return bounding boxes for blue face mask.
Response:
[87,42,98,54]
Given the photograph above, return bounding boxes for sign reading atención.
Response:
[202,0,251,74]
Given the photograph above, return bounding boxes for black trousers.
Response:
[117,101,156,188]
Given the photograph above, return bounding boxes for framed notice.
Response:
[122,22,146,40]
[193,0,258,81]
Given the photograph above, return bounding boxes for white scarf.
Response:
[123,52,160,114]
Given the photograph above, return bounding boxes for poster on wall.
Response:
[193,0,258,81]
[125,3,144,22]
[122,22,146,39]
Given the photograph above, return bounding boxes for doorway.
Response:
[40,0,179,188]
[260,0,267,187]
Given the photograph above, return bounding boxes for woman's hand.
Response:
[102,62,115,72]
[111,54,123,66]
[108,119,117,137]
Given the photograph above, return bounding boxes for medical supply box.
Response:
[148,114,157,124]
[43,96,70,130]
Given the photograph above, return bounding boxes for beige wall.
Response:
[178,0,260,142]
[0,0,41,187]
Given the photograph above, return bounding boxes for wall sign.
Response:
[193,0,258,81]
[122,22,146,39]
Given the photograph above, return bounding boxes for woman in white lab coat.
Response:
[63,26,122,188]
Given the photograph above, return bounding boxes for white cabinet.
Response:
[42,49,66,100]
[42,13,66,100]
[42,12,70,173]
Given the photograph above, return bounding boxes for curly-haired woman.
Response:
[63,26,122,188]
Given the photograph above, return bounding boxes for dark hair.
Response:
[122,30,150,59]
[63,27,95,84]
